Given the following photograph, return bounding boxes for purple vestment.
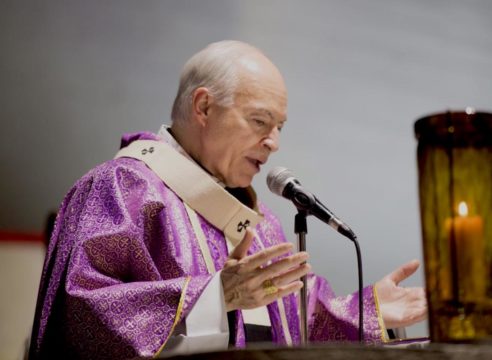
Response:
[29,132,385,359]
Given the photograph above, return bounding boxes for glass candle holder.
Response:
[415,109,492,343]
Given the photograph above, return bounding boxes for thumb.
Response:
[388,259,420,285]
[229,227,255,260]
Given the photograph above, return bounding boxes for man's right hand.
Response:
[221,228,310,312]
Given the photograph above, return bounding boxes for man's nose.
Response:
[262,128,280,152]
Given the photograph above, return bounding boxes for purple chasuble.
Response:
[29,132,385,360]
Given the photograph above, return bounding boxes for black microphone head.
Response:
[267,167,297,196]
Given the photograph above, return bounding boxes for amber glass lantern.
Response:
[415,109,492,342]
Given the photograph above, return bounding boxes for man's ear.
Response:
[191,87,212,127]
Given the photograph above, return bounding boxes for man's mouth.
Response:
[246,157,266,172]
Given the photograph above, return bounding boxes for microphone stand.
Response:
[295,210,308,346]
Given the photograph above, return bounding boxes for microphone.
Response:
[267,167,357,241]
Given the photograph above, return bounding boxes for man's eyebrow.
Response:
[250,109,274,119]
[249,109,287,124]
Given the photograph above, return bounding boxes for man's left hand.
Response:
[375,259,427,329]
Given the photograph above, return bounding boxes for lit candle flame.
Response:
[458,201,468,217]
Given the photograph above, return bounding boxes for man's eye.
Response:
[254,119,266,126]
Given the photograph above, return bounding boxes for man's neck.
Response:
[161,123,256,209]
[169,123,202,165]
[160,124,226,187]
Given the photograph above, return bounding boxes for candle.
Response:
[445,201,485,301]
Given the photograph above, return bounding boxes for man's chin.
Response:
[225,175,254,189]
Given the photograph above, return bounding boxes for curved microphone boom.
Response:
[267,167,357,241]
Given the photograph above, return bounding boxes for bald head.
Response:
[169,41,287,187]
[171,40,285,124]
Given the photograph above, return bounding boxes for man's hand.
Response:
[375,259,428,329]
[221,228,310,312]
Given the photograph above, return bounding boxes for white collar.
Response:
[158,125,226,187]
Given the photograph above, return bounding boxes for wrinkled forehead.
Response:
[235,69,287,103]
[234,78,287,116]
[235,78,287,100]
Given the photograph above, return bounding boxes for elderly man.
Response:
[29,41,426,359]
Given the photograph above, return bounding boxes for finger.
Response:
[263,280,303,304]
[388,259,420,285]
[271,263,311,287]
[229,228,255,260]
[258,252,309,282]
[241,242,294,271]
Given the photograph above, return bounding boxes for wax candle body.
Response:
[445,208,485,301]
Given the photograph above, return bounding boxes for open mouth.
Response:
[246,157,262,172]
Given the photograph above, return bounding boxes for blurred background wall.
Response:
[1,0,491,358]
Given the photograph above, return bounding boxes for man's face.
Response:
[200,72,287,188]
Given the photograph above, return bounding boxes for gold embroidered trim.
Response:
[154,276,191,358]
[372,285,389,343]
[184,203,216,275]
